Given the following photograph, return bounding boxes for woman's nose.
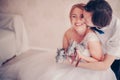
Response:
[76,18,84,23]
[76,18,81,23]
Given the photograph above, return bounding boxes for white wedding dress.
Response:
[38,32,116,80]
[0,33,116,80]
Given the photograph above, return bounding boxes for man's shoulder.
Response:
[112,15,120,23]
[106,15,120,28]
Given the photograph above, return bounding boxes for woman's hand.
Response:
[76,49,99,62]
[76,50,83,59]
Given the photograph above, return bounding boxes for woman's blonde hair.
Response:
[69,3,85,21]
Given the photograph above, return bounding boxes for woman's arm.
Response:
[63,33,69,51]
[77,54,115,70]
[76,40,104,62]
[76,50,98,62]
[88,40,104,61]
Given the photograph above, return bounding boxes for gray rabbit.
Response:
[56,40,88,64]
[56,48,66,63]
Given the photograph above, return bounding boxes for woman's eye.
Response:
[71,15,76,18]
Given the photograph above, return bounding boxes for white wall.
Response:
[0,0,120,50]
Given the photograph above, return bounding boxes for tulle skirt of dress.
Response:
[0,51,116,80]
[39,62,116,80]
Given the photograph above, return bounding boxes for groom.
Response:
[82,0,120,80]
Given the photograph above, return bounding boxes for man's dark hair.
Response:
[84,0,112,28]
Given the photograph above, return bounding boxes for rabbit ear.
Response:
[57,48,60,53]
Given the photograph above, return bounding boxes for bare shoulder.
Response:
[64,28,73,37]
[87,29,96,35]
[87,29,97,37]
